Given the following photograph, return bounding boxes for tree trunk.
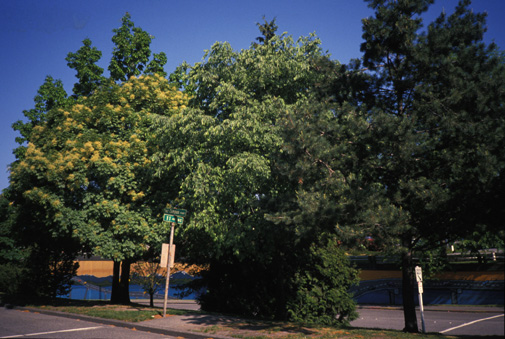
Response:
[401,249,419,333]
[150,292,154,308]
[118,259,131,304]
[110,260,131,304]
[110,261,121,304]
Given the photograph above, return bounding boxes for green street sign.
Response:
[163,214,184,224]
[164,208,187,217]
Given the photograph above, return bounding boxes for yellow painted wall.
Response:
[359,270,504,281]
[76,260,114,278]
[76,260,504,281]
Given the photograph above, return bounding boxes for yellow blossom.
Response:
[90,152,100,162]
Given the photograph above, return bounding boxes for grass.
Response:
[24,300,502,339]
[30,299,198,322]
[188,318,487,339]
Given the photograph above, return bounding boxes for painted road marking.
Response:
[0,326,104,338]
[440,314,504,334]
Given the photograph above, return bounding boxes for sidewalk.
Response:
[135,298,504,314]
[133,300,505,338]
[357,303,505,314]
[19,301,505,339]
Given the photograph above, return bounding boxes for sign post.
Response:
[415,266,426,333]
[162,208,186,318]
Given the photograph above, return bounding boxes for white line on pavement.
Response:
[440,314,504,334]
[0,326,104,338]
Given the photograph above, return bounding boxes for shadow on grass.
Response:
[183,313,317,336]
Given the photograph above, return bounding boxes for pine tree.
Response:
[354,0,505,332]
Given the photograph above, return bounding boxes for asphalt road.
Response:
[0,308,173,339]
[1,304,503,338]
[351,307,505,336]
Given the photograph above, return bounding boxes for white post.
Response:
[415,266,426,333]
[163,222,175,317]
[418,285,426,333]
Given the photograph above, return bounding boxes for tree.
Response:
[256,16,278,45]
[109,13,167,82]
[287,237,359,325]
[346,0,505,332]
[9,13,174,303]
[131,261,165,307]
[154,27,360,323]
[66,38,105,97]
[12,76,71,159]
[9,74,189,303]
[7,76,78,300]
[0,192,27,298]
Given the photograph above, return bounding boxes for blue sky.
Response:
[1,0,504,192]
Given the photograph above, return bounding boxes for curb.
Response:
[16,306,232,339]
[357,305,505,314]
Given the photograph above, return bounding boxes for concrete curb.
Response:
[11,303,504,339]
[357,304,505,313]
[16,306,232,339]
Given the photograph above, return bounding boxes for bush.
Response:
[287,237,359,326]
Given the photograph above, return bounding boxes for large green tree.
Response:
[154,26,360,323]
[264,0,504,331]
[7,13,174,303]
[9,74,188,303]
[342,0,505,332]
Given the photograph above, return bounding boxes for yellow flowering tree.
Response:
[9,74,189,303]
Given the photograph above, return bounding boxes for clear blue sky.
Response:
[1,0,504,192]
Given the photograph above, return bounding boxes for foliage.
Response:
[154,25,363,323]
[6,4,504,327]
[11,76,72,159]
[453,224,505,264]
[131,261,166,307]
[0,191,79,299]
[256,16,278,45]
[0,193,27,297]
[267,93,369,324]
[9,74,189,303]
[66,38,105,97]
[162,29,328,260]
[287,237,359,326]
[109,13,167,82]
[8,74,187,301]
[332,0,505,332]
[10,75,186,256]
[8,13,174,303]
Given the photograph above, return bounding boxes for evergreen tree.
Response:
[255,16,278,45]
[349,0,505,332]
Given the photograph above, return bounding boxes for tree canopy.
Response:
[340,0,505,331]
[6,13,175,303]
[3,2,504,329]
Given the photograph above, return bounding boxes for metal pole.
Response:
[163,222,175,317]
[419,288,426,333]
